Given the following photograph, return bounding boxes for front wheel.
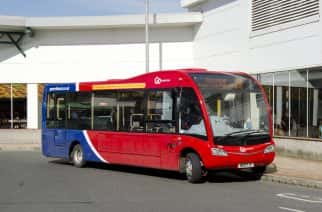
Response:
[236,166,266,180]
[185,153,203,183]
[71,144,86,168]
[251,166,266,180]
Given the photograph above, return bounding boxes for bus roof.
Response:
[44,68,250,93]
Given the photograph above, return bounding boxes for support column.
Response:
[276,87,282,126]
[313,89,319,126]
[27,84,38,129]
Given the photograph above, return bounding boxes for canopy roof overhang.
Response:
[0,13,202,57]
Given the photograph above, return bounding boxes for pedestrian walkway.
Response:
[263,155,322,189]
[0,143,40,151]
[273,156,322,181]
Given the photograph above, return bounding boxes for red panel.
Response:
[80,69,275,172]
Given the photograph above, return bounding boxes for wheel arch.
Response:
[179,147,203,173]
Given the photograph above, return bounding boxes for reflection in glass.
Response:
[274,72,289,136]
[190,73,270,138]
[259,73,274,135]
[290,70,307,137]
[0,84,11,128]
[0,84,27,129]
[308,69,322,139]
[12,84,27,129]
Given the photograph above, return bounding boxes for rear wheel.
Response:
[71,144,86,168]
[185,153,203,183]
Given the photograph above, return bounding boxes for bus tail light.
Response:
[211,148,228,156]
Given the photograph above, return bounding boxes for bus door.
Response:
[46,93,67,151]
[116,90,148,164]
[145,89,178,169]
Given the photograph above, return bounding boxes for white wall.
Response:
[0,27,194,83]
[0,42,193,83]
[192,0,245,71]
[27,84,38,129]
[191,0,322,74]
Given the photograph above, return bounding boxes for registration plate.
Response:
[238,163,255,169]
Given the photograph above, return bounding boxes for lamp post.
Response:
[145,0,150,73]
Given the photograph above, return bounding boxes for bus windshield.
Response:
[190,73,270,144]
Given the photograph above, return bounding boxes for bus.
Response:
[42,69,275,183]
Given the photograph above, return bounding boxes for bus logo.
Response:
[240,147,247,153]
[49,86,70,92]
[154,76,170,85]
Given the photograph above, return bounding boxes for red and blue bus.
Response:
[42,69,275,183]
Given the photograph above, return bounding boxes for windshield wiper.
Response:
[224,129,260,137]
[215,129,269,144]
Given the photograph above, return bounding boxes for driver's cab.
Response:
[179,88,207,138]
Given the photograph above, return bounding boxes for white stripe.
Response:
[277,193,322,203]
[76,83,80,92]
[278,207,305,212]
[83,130,108,163]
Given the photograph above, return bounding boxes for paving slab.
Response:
[263,156,322,189]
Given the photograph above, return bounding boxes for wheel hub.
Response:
[185,159,193,177]
[74,149,83,163]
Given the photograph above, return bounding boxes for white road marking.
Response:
[277,193,322,203]
[278,206,305,212]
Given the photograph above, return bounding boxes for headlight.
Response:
[264,144,275,154]
[211,148,228,156]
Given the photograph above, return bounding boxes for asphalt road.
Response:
[0,152,322,212]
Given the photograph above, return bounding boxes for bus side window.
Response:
[46,93,66,129]
[118,90,145,132]
[146,90,176,133]
[93,91,117,131]
[179,88,207,138]
[66,92,91,130]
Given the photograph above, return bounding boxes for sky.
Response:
[0,0,185,17]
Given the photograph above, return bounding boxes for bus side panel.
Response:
[42,129,55,157]
[42,129,105,163]
[66,130,104,163]
[86,131,161,169]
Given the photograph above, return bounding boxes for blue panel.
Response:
[41,83,76,129]
[41,83,103,163]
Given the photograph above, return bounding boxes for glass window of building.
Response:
[274,72,290,136]
[308,69,322,139]
[259,73,274,124]
[12,84,27,129]
[0,84,27,129]
[0,84,11,129]
[290,70,307,137]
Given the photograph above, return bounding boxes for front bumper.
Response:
[203,144,275,170]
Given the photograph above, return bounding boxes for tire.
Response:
[251,166,266,180]
[185,153,203,183]
[237,166,266,180]
[71,144,86,168]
